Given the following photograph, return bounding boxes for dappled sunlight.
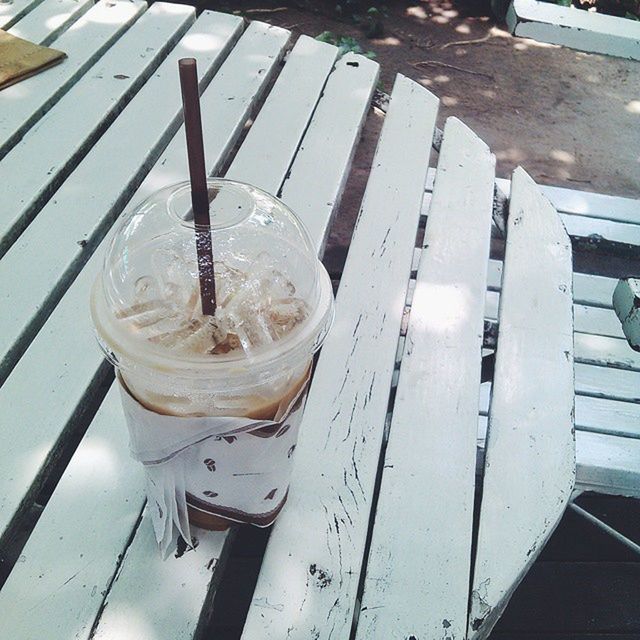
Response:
[142,163,187,193]
[183,33,224,52]
[434,74,450,83]
[495,148,527,163]
[489,26,512,38]
[511,36,560,51]
[372,35,402,46]
[455,23,471,34]
[406,5,429,19]
[442,95,458,106]
[551,149,575,164]
[96,606,157,638]
[68,1,138,28]
[411,282,470,333]
[626,100,640,114]
[71,436,120,485]
[45,12,72,31]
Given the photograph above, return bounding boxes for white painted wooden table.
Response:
[0,3,638,639]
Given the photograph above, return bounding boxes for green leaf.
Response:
[316,31,337,44]
[556,0,572,7]
[625,10,640,19]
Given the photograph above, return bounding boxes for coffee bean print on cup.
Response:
[203,490,219,498]
[264,488,277,500]
[203,458,216,472]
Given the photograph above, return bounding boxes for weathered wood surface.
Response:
[0,10,244,383]
[507,0,640,61]
[7,0,94,45]
[0,0,147,159]
[357,117,494,640]
[479,382,640,439]
[574,362,640,403]
[279,52,379,255]
[0,2,195,257]
[226,35,338,190]
[477,417,640,499]
[470,168,575,639]
[575,396,640,439]
[0,10,246,542]
[241,74,438,640]
[0,386,147,640]
[488,259,619,310]
[485,290,625,340]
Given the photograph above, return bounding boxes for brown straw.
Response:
[178,57,216,316]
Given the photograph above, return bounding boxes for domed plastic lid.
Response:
[91,179,334,374]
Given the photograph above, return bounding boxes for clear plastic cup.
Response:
[90,179,334,529]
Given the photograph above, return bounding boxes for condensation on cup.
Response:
[91,179,334,548]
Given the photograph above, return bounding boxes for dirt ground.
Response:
[211,0,639,199]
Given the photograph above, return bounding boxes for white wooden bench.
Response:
[0,3,638,638]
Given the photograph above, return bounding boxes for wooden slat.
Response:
[226,35,338,189]
[91,513,230,640]
[470,168,575,639]
[0,0,146,159]
[122,21,291,196]
[488,259,617,310]
[356,117,494,640]
[494,173,640,249]
[479,378,640,439]
[0,0,44,30]
[573,332,640,371]
[485,291,624,340]
[0,386,147,640]
[571,306,624,340]
[0,11,246,540]
[574,362,640,403]
[575,431,640,498]
[494,176,640,226]
[0,2,195,257]
[241,74,438,640]
[508,0,640,62]
[433,170,640,232]
[575,395,640,439]
[563,214,640,250]
[279,52,379,255]
[7,0,94,45]
[0,10,245,384]
[479,418,640,499]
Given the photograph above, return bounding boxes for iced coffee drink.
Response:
[91,179,334,542]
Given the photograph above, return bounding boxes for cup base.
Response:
[187,505,233,531]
